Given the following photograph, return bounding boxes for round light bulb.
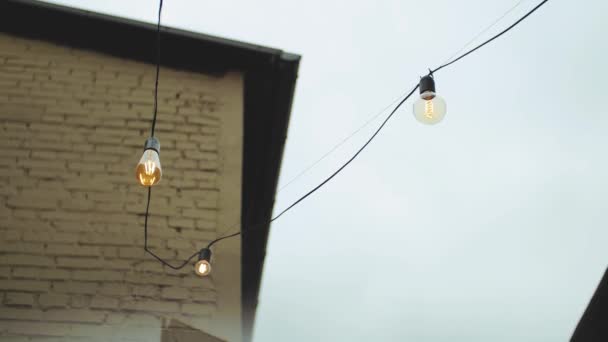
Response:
[194,259,211,277]
[136,149,162,186]
[413,91,447,125]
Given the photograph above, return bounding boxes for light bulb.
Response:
[194,248,212,277]
[135,137,162,187]
[413,93,447,125]
[413,75,447,125]
[194,260,211,276]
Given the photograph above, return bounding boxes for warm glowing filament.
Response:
[136,150,162,187]
[424,100,434,119]
[144,160,156,175]
[195,260,211,276]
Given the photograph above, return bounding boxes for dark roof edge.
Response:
[1,0,301,75]
[571,267,608,341]
[9,0,287,57]
[241,53,299,342]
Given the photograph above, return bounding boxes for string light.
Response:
[194,249,212,277]
[137,0,552,274]
[135,138,162,186]
[413,75,447,125]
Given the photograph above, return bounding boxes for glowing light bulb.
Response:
[135,137,162,187]
[413,75,447,125]
[195,260,211,276]
[194,248,212,277]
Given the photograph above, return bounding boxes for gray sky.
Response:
[44,0,608,340]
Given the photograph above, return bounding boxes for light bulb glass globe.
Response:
[413,93,447,125]
[194,260,211,277]
[136,149,162,186]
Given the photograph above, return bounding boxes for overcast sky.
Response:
[45,0,608,340]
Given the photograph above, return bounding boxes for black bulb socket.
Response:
[419,75,436,95]
[198,248,212,262]
[143,137,160,154]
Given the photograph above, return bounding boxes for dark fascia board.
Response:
[0,0,298,75]
[0,1,300,341]
[571,267,608,341]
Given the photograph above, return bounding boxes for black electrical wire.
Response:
[142,0,200,270]
[144,188,198,269]
[205,83,419,249]
[150,0,163,137]
[432,0,549,75]
[141,0,552,269]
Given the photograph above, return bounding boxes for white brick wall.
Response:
[0,33,243,341]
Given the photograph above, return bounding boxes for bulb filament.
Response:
[144,158,156,175]
[424,100,434,119]
[136,150,161,186]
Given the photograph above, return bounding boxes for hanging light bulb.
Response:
[135,137,162,187]
[413,75,447,125]
[194,248,212,277]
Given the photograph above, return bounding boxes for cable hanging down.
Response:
[140,0,551,271]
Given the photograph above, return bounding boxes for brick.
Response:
[131,284,160,298]
[17,158,67,171]
[10,209,39,220]
[0,230,21,241]
[181,208,217,220]
[12,267,70,280]
[7,196,58,210]
[45,244,100,256]
[44,309,105,323]
[181,303,215,316]
[0,279,49,292]
[123,299,179,313]
[0,266,11,278]
[23,232,80,244]
[0,336,29,342]
[183,150,218,161]
[59,199,95,211]
[195,198,217,209]
[4,321,72,337]
[0,254,54,266]
[167,217,195,229]
[4,292,35,306]
[186,115,220,126]
[182,276,214,289]
[0,148,29,159]
[101,246,118,258]
[178,189,219,201]
[106,312,162,327]
[39,293,70,308]
[55,257,99,269]
[172,159,197,169]
[19,188,72,200]
[51,220,91,232]
[99,283,129,296]
[0,307,43,320]
[190,288,217,302]
[72,270,123,282]
[67,161,108,172]
[53,281,98,294]
[167,239,192,249]
[194,219,216,231]
[0,241,43,253]
[119,247,145,259]
[123,273,180,286]
[161,287,190,300]
[69,294,89,308]
[90,295,120,309]
[79,233,136,246]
